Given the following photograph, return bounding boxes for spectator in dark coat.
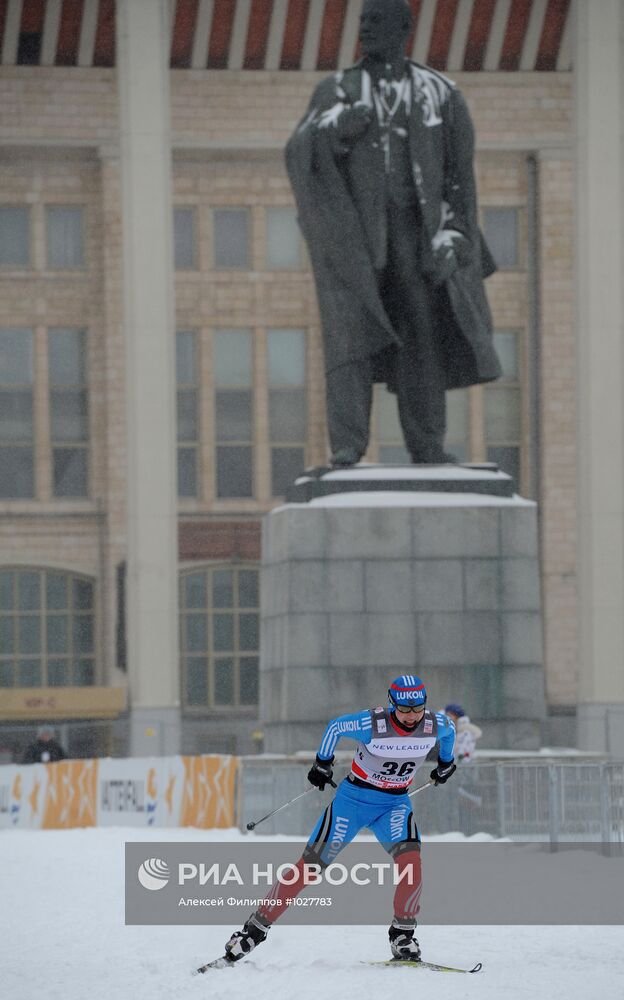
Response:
[23,725,67,764]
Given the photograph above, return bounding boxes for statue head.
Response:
[359,0,413,61]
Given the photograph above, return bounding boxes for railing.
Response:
[4,742,622,842]
[238,757,624,843]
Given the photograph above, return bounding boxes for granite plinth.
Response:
[286,463,514,503]
[261,468,546,754]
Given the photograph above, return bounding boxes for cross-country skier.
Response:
[224,674,456,964]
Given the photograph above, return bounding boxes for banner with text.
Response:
[126,841,624,925]
[0,755,238,830]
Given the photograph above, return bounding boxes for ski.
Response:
[365,959,482,974]
[192,956,234,973]
[193,956,482,975]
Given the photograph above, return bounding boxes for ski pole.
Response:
[247,779,430,830]
[408,780,433,799]
[246,787,318,831]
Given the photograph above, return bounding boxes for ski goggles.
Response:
[388,694,426,713]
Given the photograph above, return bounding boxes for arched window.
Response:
[0,568,95,688]
[179,565,259,708]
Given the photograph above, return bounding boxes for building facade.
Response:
[0,0,622,758]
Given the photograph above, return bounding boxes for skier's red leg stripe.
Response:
[392,848,423,920]
[256,856,307,925]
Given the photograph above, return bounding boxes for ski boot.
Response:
[388,918,421,962]
[224,911,270,963]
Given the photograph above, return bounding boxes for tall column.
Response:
[116,0,180,755]
[575,0,624,753]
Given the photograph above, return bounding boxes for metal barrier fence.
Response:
[3,735,622,842]
[238,757,624,843]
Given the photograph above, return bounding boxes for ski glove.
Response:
[430,758,457,785]
[308,755,336,791]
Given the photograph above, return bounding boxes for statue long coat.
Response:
[285,60,501,389]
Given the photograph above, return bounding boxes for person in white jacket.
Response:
[443,704,482,762]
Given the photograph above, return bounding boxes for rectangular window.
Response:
[446,389,469,463]
[266,207,302,269]
[180,566,259,709]
[176,330,199,498]
[0,206,30,267]
[493,330,520,381]
[267,328,307,495]
[375,385,470,464]
[0,328,34,498]
[482,207,519,269]
[173,207,197,270]
[46,206,85,269]
[485,331,522,486]
[0,569,95,688]
[48,329,89,497]
[213,209,250,269]
[375,385,410,464]
[214,329,253,497]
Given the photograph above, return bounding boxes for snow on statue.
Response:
[286,0,500,469]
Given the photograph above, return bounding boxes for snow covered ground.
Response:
[2,826,622,1000]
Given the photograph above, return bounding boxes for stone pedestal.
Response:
[260,468,546,752]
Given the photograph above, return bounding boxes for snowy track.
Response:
[1,827,622,1000]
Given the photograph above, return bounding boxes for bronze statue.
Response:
[286,0,500,468]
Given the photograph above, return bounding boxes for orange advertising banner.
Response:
[1,755,239,829]
[180,755,239,829]
[41,759,98,829]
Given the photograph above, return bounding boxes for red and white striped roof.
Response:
[0,0,573,71]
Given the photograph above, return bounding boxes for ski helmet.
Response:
[388,675,427,710]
